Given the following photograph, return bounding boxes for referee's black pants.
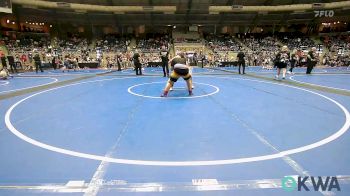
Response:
[135,63,142,75]
[238,61,245,74]
[161,61,169,77]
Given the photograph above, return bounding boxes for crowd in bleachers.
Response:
[140,52,162,63]
[322,53,349,67]
[318,35,350,67]
[242,36,279,52]
[1,32,349,76]
[173,31,201,43]
[0,35,116,71]
[55,37,89,51]
[5,35,49,52]
[240,35,280,67]
[279,36,316,51]
[203,35,243,65]
[95,34,130,53]
[205,35,242,52]
[0,34,169,72]
[136,34,170,52]
[2,35,50,70]
[322,35,350,54]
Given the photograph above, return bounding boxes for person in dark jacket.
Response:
[133,50,142,75]
[288,49,298,74]
[33,53,43,73]
[116,54,122,71]
[160,46,169,77]
[52,56,57,70]
[306,47,317,74]
[237,50,246,74]
[7,54,17,73]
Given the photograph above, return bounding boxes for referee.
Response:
[160,46,169,77]
[237,50,246,74]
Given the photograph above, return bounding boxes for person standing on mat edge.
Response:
[160,46,169,77]
[161,51,193,97]
[274,45,289,80]
[306,47,317,74]
[116,53,122,71]
[200,51,205,68]
[288,49,298,74]
[7,53,17,73]
[33,52,44,73]
[133,50,142,75]
[51,56,57,70]
[237,49,246,74]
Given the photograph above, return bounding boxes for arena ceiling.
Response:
[6,0,350,26]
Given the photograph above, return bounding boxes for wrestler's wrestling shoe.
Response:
[189,91,193,96]
[160,91,168,97]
